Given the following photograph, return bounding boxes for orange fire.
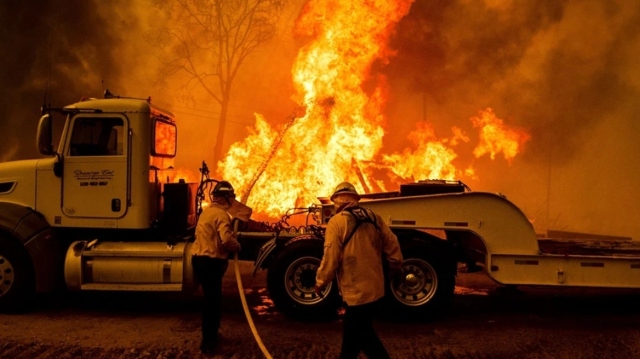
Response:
[154,120,177,156]
[471,108,530,162]
[381,122,464,182]
[219,0,414,217]
[217,0,530,219]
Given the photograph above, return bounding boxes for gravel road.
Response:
[2,261,640,359]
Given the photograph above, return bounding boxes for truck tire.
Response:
[386,243,455,320]
[0,237,35,313]
[266,240,340,319]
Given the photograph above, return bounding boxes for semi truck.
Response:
[1,93,640,319]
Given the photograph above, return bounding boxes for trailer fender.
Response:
[0,202,57,293]
[393,229,458,277]
[252,238,277,277]
[252,234,322,277]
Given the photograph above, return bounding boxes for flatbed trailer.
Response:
[248,187,640,319]
[350,191,640,289]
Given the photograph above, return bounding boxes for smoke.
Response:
[0,139,18,163]
[386,1,639,161]
[383,0,640,237]
[0,0,165,160]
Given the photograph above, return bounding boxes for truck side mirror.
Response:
[36,114,54,156]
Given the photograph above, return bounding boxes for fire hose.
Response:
[233,252,273,359]
[233,219,273,359]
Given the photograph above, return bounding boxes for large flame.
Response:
[381,122,464,182]
[218,0,530,219]
[220,0,413,217]
[471,108,531,162]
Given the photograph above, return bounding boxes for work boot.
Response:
[200,337,218,354]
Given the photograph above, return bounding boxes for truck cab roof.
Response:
[64,97,175,119]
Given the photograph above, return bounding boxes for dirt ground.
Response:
[2,261,640,359]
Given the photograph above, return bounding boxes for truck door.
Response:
[62,115,129,219]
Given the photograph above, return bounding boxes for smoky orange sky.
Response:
[1,0,639,239]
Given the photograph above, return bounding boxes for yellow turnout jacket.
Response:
[316,206,403,306]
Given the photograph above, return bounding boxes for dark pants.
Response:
[192,255,229,345]
[340,300,390,359]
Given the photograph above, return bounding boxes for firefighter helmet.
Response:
[330,181,360,202]
[212,180,236,198]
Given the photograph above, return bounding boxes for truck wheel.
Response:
[267,241,340,319]
[386,246,455,320]
[0,238,35,313]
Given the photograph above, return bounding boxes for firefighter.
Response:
[315,181,403,359]
[191,180,248,354]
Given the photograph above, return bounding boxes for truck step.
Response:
[80,283,183,291]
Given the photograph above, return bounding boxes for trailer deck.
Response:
[538,238,640,257]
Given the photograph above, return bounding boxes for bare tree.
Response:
[155,0,286,165]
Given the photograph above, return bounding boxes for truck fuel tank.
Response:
[64,240,197,292]
[161,182,198,234]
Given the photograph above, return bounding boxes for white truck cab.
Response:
[0,94,198,311]
[33,97,179,229]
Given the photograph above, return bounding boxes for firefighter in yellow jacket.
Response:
[315,182,403,359]
[191,180,251,354]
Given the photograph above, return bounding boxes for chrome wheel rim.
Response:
[390,258,438,307]
[284,256,330,305]
[0,255,15,297]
